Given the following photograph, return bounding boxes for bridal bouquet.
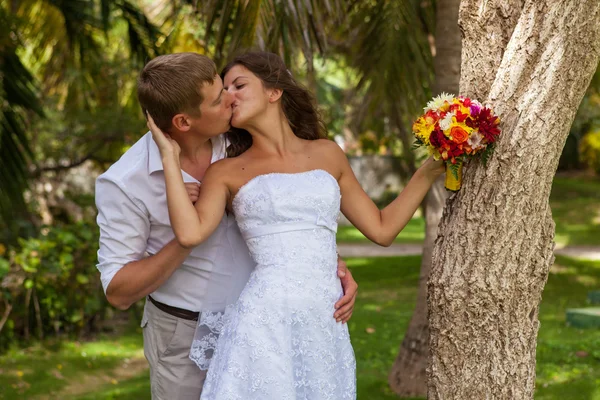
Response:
[412,93,501,191]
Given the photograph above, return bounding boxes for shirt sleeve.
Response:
[95,175,150,293]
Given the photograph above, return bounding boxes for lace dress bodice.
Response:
[234,169,340,274]
[197,169,356,400]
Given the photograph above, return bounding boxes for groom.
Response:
[95,52,358,399]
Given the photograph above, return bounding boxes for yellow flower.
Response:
[452,98,471,115]
[413,116,435,145]
[0,244,5,256]
[427,147,442,160]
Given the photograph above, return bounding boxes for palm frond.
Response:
[0,0,163,231]
[0,45,43,229]
[195,0,343,70]
[116,0,163,64]
[342,0,435,144]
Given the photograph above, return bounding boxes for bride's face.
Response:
[224,65,274,129]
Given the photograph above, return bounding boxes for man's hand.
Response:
[185,182,201,204]
[334,256,358,324]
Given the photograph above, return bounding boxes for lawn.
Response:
[336,176,600,247]
[337,218,425,244]
[2,255,598,399]
[0,328,148,400]
[348,255,600,400]
[550,176,600,247]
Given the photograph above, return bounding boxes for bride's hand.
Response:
[420,156,445,181]
[146,112,181,160]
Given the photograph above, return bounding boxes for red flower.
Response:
[471,107,500,143]
[430,129,446,148]
[447,144,464,159]
[455,110,469,123]
[425,109,438,120]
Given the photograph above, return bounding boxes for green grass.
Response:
[535,255,600,399]
[336,176,600,247]
[348,256,423,399]
[337,218,425,244]
[346,255,600,400]
[550,176,600,247]
[0,328,149,400]
[1,255,599,399]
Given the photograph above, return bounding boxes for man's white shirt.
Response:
[95,132,255,312]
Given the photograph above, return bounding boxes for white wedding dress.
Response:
[199,169,356,400]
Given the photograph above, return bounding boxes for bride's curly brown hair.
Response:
[221,51,327,157]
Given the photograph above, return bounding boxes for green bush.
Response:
[579,130,600,174]
[0,222,108,350]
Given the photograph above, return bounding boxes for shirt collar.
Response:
[148,132,164,175]
[147,132,228,175]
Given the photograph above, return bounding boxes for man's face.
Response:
[189,75,233,137]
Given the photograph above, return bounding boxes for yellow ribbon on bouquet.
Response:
[445,161,463,192]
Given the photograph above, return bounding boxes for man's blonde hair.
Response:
[137,53,217,131]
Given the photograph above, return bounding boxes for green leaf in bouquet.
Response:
[482,144,495,167]
[412,138,425,149]
[449,163,460,180]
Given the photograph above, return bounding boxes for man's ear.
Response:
[171,113,191,132]
[268,88,283,103]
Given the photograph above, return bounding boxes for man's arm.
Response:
[96,177,190,310]
[334,254,358,324]
[106,240,191,310]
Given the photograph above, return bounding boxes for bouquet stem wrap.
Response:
[445,161,463,191]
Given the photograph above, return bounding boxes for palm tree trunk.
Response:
[388,0,460,396]
[427,1,600,398]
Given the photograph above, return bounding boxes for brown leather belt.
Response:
[148,296,199,321]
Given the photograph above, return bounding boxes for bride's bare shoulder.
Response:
[205,155,249,181]
[309,138,346,160]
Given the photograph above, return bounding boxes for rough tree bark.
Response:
[427,1,600,399]
[388,0,460,396]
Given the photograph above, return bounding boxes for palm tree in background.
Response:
[2,0,440,233]
[341,0,435,174]
[0,0,161,232]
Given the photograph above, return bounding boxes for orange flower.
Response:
[450,126,469,143]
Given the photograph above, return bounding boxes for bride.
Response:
[148,51,444,399]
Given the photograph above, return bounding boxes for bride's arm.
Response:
[148,115,228,249]
[328,142,444,246]
[163,157,229,248]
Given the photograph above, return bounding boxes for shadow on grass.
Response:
[347,256,424,400]
[73,373,150,400]
[0,329,146,400]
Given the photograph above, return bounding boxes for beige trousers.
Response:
[142,299,207,399]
